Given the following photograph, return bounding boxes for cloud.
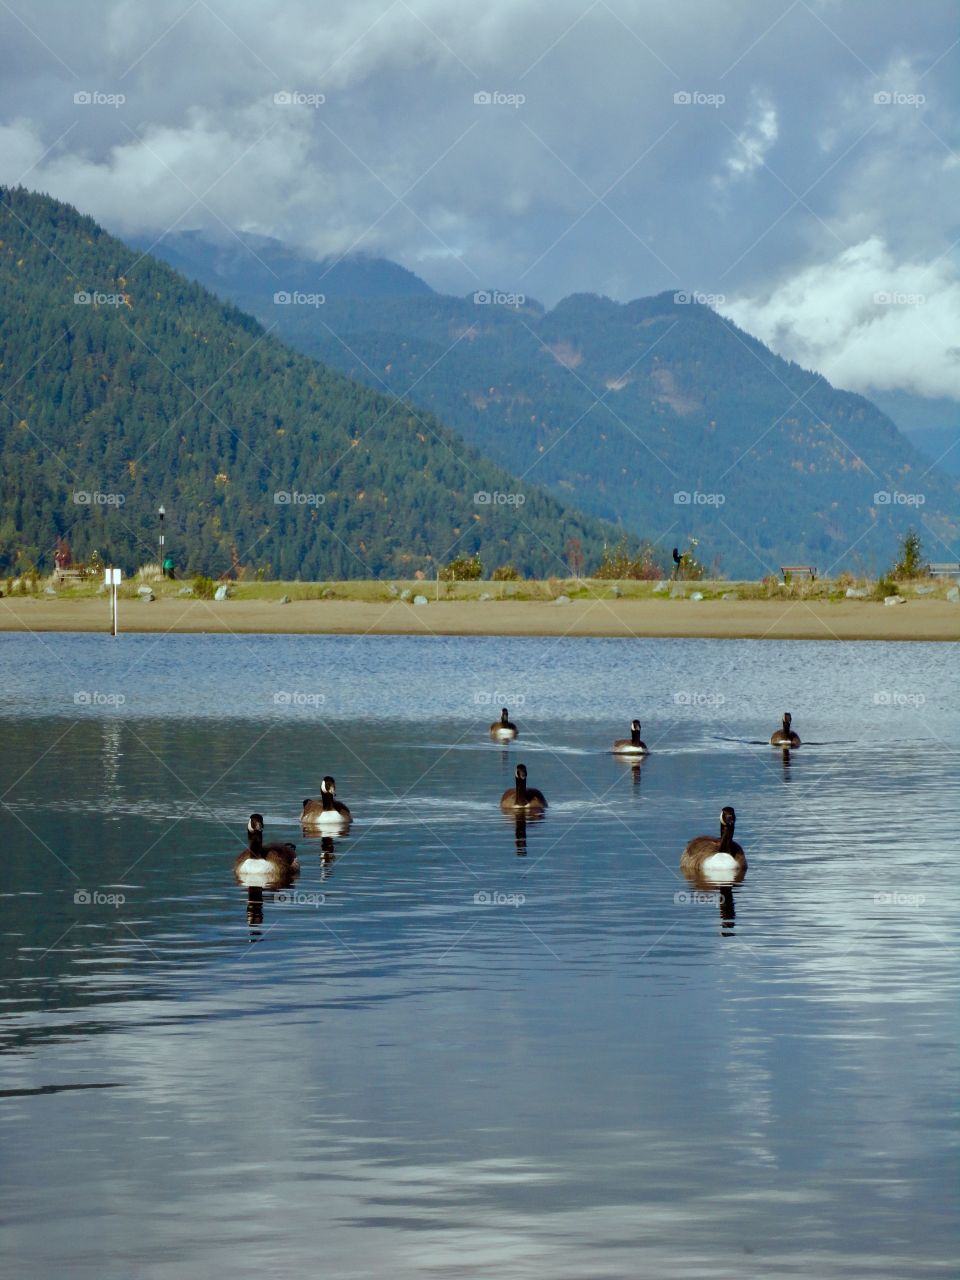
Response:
[722,93,779,181]
[0,0,957,403]
[722,236,960,400]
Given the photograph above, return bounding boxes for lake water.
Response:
[0,633,957,1278]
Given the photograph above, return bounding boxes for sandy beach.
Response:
[1,594,957,640]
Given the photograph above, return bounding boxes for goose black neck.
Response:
[321,790,336,811]
[248,828,264,856]
[515,774,528,804]
[718,823,734,853]
[631,726,641,745]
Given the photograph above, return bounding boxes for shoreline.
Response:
[1,596,958,640]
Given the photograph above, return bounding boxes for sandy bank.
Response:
[0,595,957,640]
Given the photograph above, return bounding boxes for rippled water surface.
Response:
[0,633,957,1278]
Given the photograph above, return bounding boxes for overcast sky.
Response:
[1,0,957,403]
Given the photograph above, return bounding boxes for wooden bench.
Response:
[780,565,817,582]
[929,562,960,577]
[55,567,89,585]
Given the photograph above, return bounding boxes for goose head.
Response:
[515,763,528,784]
[320,776,337,796]
[720,805,736,833]
[247,813,265,836]
[500,707,510,723]
[782,713,792,729]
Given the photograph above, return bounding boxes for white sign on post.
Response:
[105,568,122,635]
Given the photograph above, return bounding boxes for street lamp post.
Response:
[158,505,165,578]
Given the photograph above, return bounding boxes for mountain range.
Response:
[145,228,960,577]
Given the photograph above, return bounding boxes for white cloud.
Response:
[721,237,960,400]
[723,93,779,181]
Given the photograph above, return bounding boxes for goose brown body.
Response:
[234,814,299,882]
[301,776,352,826]
[500,763,547,813]
[490,707,518,739]
[613,719,649,754]
[770,712,801,747]
[680,806,747,881]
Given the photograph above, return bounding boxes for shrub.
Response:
[676,538,706,581]
[889,529,929,580]
[439,554,483,582]
[192,575,215,599]
[491,564,520,581]
[595,538,664,580]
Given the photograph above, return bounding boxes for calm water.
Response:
[0,633,957,1278]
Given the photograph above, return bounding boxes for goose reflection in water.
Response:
[508,809,544,856]
[246,885,264,931]
[780,746,792,776]
[678,881,738,937]
[241,871,300,938]
[319,835,338,878]
[614,754,644,788]
[293,829,342,879]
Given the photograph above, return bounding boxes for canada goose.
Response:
[613,719,649,755]
[770,712,801,748]
[500,763,547,813]
[680,806,747,882]
[490,707,518,740]
[301,776,352,826]
[234,814,299,883]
